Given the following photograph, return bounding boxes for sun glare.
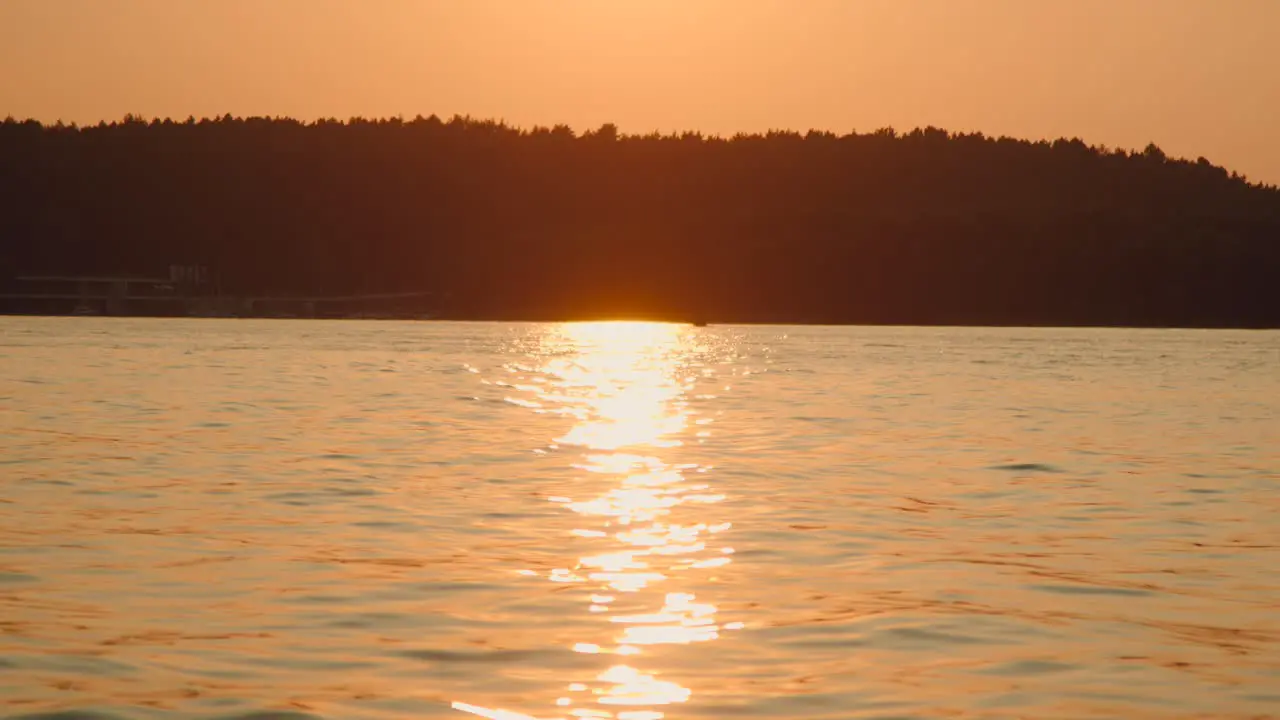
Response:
[456,320,738,719]
[549,322,690,451]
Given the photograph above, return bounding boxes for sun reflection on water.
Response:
[454,322,738,719]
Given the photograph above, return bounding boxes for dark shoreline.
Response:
[3,311,1275,331]
[4,116,1277,330]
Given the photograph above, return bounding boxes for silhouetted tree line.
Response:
[1,114,1277,326]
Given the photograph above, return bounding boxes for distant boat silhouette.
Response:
[692,320,709,327]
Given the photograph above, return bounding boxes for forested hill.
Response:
[2,115,1277,327]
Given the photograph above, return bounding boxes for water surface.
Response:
[1,318,1277,719]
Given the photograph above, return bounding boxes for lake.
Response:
[1,318,1277,720]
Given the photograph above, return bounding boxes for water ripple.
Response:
[0,319,1277,720]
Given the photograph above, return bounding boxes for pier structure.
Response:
[0,266,437,318]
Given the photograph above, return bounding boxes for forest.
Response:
[1,114,1277,326]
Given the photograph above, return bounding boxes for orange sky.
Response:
[3,0,1278,182]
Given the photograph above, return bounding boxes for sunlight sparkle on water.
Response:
[455,322,735,719]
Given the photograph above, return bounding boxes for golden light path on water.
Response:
[454,322,741,720]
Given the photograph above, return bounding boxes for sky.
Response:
[2,0,1279,183]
